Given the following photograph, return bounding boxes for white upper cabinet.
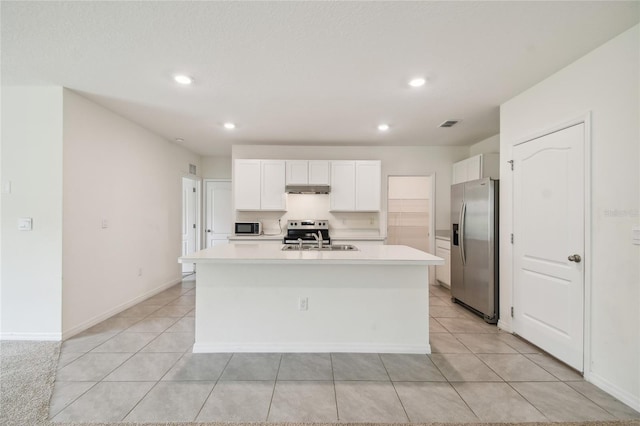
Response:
[308,161,330,184]
[234,159,286,211]
[330,160,381,212]
[330,161,356,211]
[452,153,500,184]
[355,161,381,211]
[261,160,286,210]
[286,160,330,185]
[234,159,261,210]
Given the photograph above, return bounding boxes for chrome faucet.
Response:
[297,238,303,250]
[312,231,323,249]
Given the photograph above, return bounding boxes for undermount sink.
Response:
[282,244,358,251]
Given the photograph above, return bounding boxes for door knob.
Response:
[568,254,582,263]
[206,229,212,233]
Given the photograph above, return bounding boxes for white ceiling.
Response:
[2,1,638,156]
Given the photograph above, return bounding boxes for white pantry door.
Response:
[513,123,585,372]
[205,180,232,247]
[182,178,197,273]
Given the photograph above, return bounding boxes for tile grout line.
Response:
[378,353,410,422]
[193,353,234,422]
[330,353,339,422]
[503,380,552,421]
[428,310,485,423]
[48,380,100,420]
[60,282,192,422]
[264,353,283,422]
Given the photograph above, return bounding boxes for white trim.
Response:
[588,372,640,413]
[61,277,182,340]
[497,319,513,333]
[0,332,62,341]
[582,112,593,381]
[510,112,592,374]
[193,342,431,354]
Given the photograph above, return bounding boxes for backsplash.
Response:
[236,194,380,235]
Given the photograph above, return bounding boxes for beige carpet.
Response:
[1,340,638,426]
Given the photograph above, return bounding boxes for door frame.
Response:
[203,178,232,248]
[385,174,436,284]
[510,112,592,376]
[182,174,202,253]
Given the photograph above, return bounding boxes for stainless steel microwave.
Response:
[234,222,262,235]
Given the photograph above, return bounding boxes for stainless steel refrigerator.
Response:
[450,178,499,323]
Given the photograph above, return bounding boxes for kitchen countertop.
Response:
[228,234,284,241]
[180,243,443,266]
[330,234,386,241]
[435,230,451,240]
[228,233,386,241]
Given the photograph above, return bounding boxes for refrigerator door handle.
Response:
[460,202,466,265]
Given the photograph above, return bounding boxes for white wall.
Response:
[232,145,469,235]
[1,86,64,340]
[202,156,232,179]
[469,134,500,156]
[62,90,201,337]
[500,25,639,409]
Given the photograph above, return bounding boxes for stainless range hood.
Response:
[285,184,331,194]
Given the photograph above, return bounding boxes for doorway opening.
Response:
[386,175,435,283]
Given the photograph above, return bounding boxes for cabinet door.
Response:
[234,160,261,210]
[261,160,286,210]
[452,160,467,184]
[286,160,309,185]
[355,160,381,211]
[435,246,451,286]
[466,155,482,181]
[308,160,330,185]
[330,161,356,211]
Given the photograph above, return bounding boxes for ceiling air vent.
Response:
[439,120,460,128]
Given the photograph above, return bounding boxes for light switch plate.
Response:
[18,217,33,231]
[633,225,640,246]
[2,181,11,194]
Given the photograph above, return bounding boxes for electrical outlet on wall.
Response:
[298,297,308,311]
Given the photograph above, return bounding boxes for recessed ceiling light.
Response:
[174,75,193,85]
[408,77,426,88]
[378,124,390,132]
[175,138,184,143]
[224,122,236,130]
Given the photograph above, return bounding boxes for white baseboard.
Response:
[193,342,432,354]
[586,371,640,413]
[61,276,183,340]
[0,332,62,341]
[497,319,513,333]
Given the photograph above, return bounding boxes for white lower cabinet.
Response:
[435,238,451,287]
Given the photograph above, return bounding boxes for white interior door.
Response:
[182,178,197,273]
[205,180,232,247]
[513,123,585,371]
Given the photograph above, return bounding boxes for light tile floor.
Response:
[50,276,640,423]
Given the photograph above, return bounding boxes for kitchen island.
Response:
[179,244,443,354]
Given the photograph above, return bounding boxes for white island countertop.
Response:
[180,243,443,266]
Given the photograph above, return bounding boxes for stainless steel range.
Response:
[283,220,330,246]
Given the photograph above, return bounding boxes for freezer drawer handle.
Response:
[568,254,581,263]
